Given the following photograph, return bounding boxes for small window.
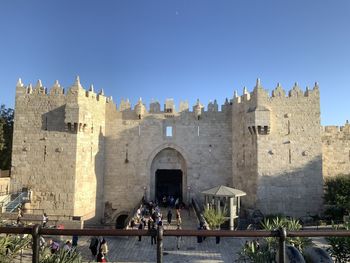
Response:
[166,126,173,137]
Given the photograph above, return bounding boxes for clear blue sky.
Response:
[0,0,349,125]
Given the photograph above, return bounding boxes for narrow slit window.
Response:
[289,149,292,164]
[166,126,173,137]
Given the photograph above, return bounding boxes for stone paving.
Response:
[78,207,246,262]
[9,208,332,262]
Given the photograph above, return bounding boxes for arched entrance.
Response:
[115,214,128,229]
[150,147,187,203]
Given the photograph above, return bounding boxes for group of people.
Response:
[89,236,109,262]
[161,195,180,208]
[130,200,184,247]
[16,206,49,228]
[48,239,74,254]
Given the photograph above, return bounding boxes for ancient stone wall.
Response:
[11,78,109,220]
[233,81,323,217]
[322,122,350,177]
[11,77,347,224]
[103,100,233,222]
[232,88,258,209]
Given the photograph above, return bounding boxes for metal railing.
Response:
[0,225,349,263]
[5,191,28,212]
[0,194,12,212]
[123,197,145,228]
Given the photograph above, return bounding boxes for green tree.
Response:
[0,104,14,170]
[324,174,350,219]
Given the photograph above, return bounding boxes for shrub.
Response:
[326,220,350,263]
[0,234,31,263]
[237,216,312,262]
[324,174,350,218]
[40,247,82,263]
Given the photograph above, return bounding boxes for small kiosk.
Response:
[202,185,246,230]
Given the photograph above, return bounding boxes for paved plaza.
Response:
[77,235,245,263]
[77,207,246,262]
[9,207,330,262]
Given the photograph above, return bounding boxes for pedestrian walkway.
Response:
[77,206,245,262]
[160,206,198,229]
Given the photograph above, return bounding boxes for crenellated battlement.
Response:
[16,77,114,104]
[233,79,320,104]
[16,77,233,114]
[323,120,350,135]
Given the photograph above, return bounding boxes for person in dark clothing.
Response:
[138,222,143,241]
[203,224,207,241]
[197,222,204,243]
[147,218,152,230]
[167,210,172,226]
[150,224,157,245]
[89,236,99,258]
[72,235,78,247]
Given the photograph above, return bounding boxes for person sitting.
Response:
[49,239,60,254]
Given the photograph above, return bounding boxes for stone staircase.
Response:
[4,191,28,212]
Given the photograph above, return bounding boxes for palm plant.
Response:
[237,216,312,262]
[326,220,350,262]
[40,247,82,263]
[261,217,311,251]
[0,234,31,263]
[203,206,228,229]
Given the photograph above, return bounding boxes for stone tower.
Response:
[11,77,111,221]
[232,80,323,217]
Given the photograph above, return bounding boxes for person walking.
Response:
[176,209,182,225]
[167,210,172,226]
[16,206,23,225]
[89,236,99,259]
[138,222,143,241]
[150,224,157,245]
[99,238,109,260]
[197,222,204,243]
[176,225,182,250]
[42,213,48,227]
[147,218,152,230]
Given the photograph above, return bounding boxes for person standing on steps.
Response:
[16,205,23,225]
[167,209,172,226]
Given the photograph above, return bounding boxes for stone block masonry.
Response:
[10,77,349,225]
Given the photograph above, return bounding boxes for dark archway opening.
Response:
[115,214,128,229]
[155,169,182,202]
